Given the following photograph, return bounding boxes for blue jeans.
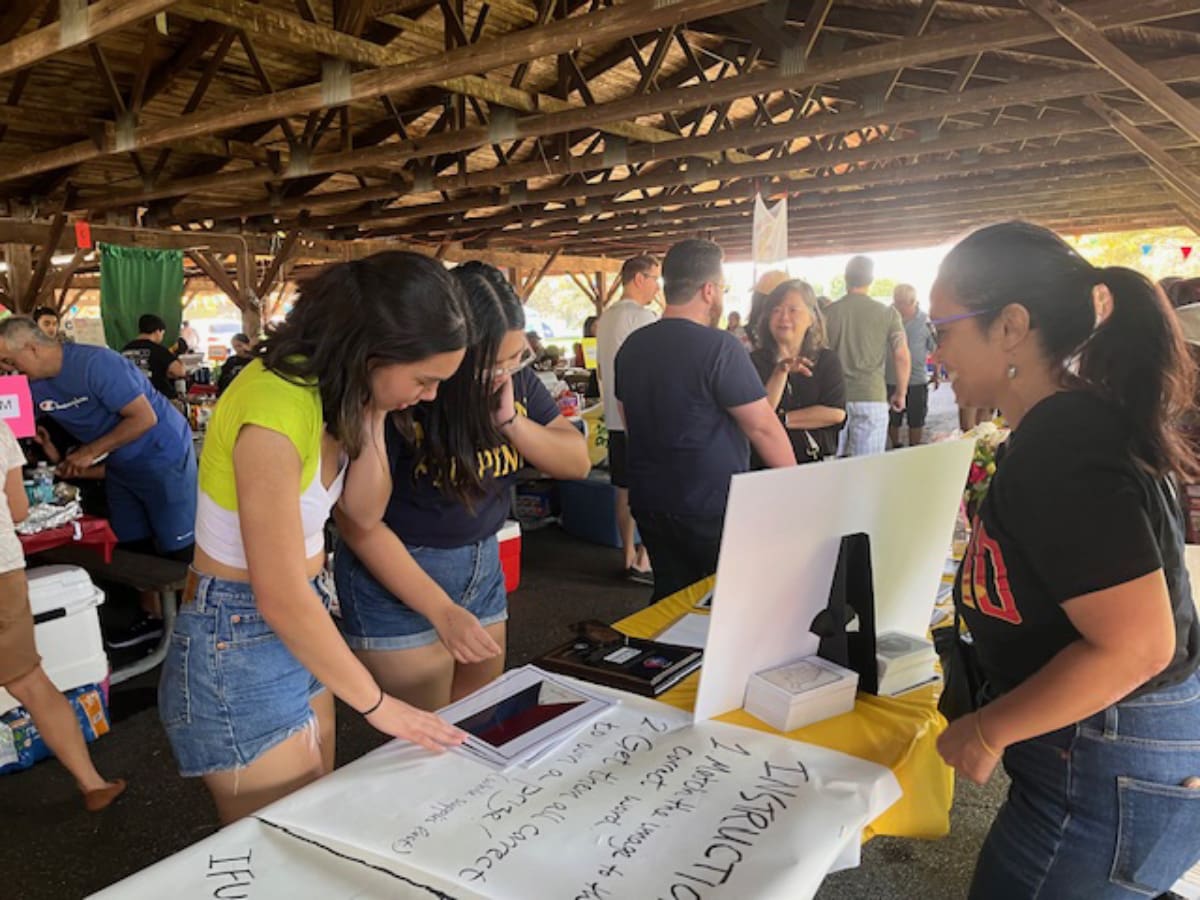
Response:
[334,537,507,651]
[158,571,333,776]
[970,671,1200,899]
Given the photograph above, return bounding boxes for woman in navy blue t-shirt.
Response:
[334,263,591,710]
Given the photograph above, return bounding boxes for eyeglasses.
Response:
[491,345,536,378]
[927,310,990,345]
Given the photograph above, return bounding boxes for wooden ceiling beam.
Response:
[1084,96,1200,209]
[299,108,1198,234]
[2,0,766,186]
[384,165,1171,241]
[541,204,1184,257]
[144,21,1200,223]
[22,0,1195,207]
[1021,0,1200,146]
[163,39,1200,226]
[0,1,42,45]
[0,0,183,78]
[478,182,1175,247]
[185,0,746,160]
[0,218,626,274]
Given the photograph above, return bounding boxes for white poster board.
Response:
[92,688,900,900]
[695,440,976,721]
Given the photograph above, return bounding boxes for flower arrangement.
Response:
[964,420,1010,514]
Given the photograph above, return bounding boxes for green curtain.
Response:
[99,244,185,351]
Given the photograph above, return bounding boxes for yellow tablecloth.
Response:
[614,577,954,841]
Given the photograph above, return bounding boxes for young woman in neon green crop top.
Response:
[159,252,470,824]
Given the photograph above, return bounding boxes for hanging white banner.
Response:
[752,195,788,266]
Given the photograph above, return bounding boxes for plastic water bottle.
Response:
[32,462,54,505]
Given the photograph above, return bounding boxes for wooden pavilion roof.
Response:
[2,0,1200,305]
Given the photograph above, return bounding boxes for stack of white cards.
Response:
[439,666,613,770]
[743,656,859,733]
[875,632,938,696]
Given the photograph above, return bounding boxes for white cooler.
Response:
[0,565,107,716]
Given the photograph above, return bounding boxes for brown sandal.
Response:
[83,779,127,812]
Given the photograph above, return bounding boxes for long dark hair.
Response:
[411,261,526,507]
[937,221,1198,479]
[756,280,826,360]
[257,251,470,458]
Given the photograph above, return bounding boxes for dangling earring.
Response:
[1006,364,1018,380]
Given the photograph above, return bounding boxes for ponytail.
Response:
[937,221,1198,479]
[1081,266,1198,479]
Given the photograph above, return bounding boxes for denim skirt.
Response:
[158,571,333,777]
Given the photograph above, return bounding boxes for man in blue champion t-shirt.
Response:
[0,317,196,559]
[614,239,796,603]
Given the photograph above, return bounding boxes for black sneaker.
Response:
[624,567,655,587]
[104,614,164,650]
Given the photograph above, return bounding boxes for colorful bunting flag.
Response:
[1183,247,1193,261]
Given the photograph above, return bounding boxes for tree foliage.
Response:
[525,275,596,336]
[1068,226,1195,282]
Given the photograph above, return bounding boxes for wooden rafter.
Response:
[2,0,764,185]
[1021,0,1200,145]
[0,0,1198,261]
[66,0,1200,220]
[1083,96,1200,208]
[0,0,182,79]
[255,230,301,299]
[21,210,69,312]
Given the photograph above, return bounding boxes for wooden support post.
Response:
[22,212,68,312]
[3,244,33,314]
[592,273,606,316]
[255,230,299,299]
[237,246,262,337]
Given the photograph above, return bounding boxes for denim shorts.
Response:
[333,536,507,651]
[970,671,1200,899]
[158,570,334,777]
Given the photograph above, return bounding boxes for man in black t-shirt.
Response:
[216,333,254,397]
[121,314,184,401]
[615,239,796,603]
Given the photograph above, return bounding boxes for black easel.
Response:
[809,533,880,695]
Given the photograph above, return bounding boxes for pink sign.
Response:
[0,375,35,438]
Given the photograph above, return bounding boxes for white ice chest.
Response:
[0,565,107,715]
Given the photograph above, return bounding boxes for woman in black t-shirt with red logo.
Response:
[931,221,1200,900]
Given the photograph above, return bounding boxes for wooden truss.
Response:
[0,0,1197,289]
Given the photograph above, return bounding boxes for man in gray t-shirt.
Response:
[886,284,938,448]
[824,256,910,456]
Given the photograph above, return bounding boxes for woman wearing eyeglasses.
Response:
[748,279,846,466]
[333,262,591,710]
[931,222,1200,900]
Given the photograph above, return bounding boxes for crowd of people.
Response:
[0,223,1197,900]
